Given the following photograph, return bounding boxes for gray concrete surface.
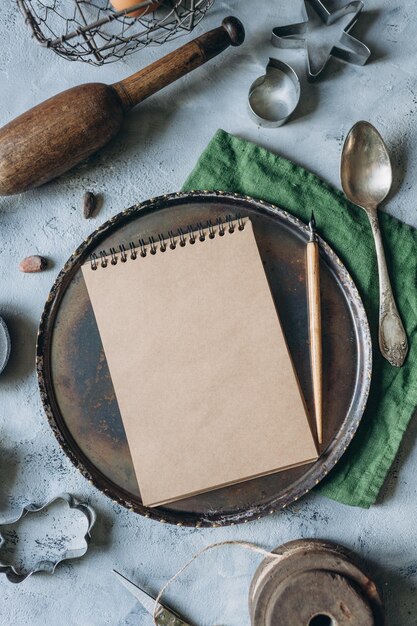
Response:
[1,1,417,624]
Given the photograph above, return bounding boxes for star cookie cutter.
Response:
[271,0,371,81]
[0,493,96,583]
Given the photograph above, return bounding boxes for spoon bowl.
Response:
[340,121,407,367]
[341,121,392,209]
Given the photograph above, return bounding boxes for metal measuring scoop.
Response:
[341,120,407,367]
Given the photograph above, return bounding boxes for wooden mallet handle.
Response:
[114,16,245,111]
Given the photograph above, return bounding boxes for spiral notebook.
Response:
[82,217,318,507]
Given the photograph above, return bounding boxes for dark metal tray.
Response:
[37,191,372,527]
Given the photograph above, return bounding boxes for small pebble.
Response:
[83,191,97,219]
[19,255,48,273]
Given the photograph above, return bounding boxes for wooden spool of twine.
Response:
[249,539,384,626]
[152,539,384,625]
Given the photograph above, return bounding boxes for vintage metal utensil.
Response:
[248,58,300,127]
[113,570,192,625]
[0,493,96,583]
[0,316,11,374]
[341,120,407,367]
[271,0,370,81]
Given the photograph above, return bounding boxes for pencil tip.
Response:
[309,211,316,229]
[308,212,317,241]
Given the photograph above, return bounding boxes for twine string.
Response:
[152,540,285,625]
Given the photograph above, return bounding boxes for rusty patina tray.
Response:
[37,191,372,527]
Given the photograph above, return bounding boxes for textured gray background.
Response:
[1,1,417,624]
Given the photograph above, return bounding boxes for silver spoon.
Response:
[341,120,407,367]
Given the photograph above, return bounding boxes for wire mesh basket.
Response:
[17,0,215,66]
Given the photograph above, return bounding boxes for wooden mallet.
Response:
[0,17,244,196]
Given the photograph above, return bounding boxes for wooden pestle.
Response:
[0,17,244,196]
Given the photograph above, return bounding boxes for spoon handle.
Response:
[367,209,408,367]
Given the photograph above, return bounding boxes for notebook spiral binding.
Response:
[90,214,246,270]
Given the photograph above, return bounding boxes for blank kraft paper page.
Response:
[82,219,318,507]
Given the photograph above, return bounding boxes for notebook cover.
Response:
[82,219,318,507]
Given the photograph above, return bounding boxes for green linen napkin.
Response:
[183,129,417,508]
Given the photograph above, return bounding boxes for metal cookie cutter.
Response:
[248,59,301,127]
[0,316,11,374]
[0,493,96,583]
[271,0,371,81]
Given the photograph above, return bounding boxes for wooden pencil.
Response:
[306,213,323,445]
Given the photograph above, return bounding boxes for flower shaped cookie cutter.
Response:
[0,492,96,583]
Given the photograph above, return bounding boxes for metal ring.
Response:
[158,233,166,252]
[217,216,225,236]
[149,236,157,255]
[207,220,215,239]
[198,222,205,241]
[99,250,108,268]
[139,239,147,257]
[119,244,127,262]
[227,215,235,233]
[168,231,176,250]
[178,228,186,247]
[237,214,245,231]
[109,247,118,265]
[129,242,137,260]
[90,253,98,270]
[188,225,196,244]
